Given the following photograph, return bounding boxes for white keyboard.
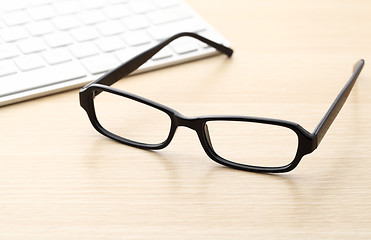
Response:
[0,0,229,106]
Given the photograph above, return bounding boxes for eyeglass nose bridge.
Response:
[175,114,204,131]
[170,114,216,161]
[172,113,213,148]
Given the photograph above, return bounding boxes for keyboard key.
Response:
[107,0,130,4]
[43,49,73,65]
[0,61,87,97]
[182,18,207,32]
[2,10,31,26]
[69,42,99,58]
[82,54,120,74]
[0,44,20,60]
[0,1,27,12]
[44,32,74,48]
[26,21,55,36]
[96,36,126,52]
[153,0,180,8]
[103,4,131,19]
[122,15,150,30]
[128,0,156,14]
[27,5,55,20]
[147,6,192,25]
[171,42,198,54]
[54,1,82,15]
[70,27,99,42]
[152,46,173,60]
[147,22,182,40]
[0,61,18,77]
[114,45,149,63]
[147,19,205,41]
[122,30,151,46]
[53,15,81,30]
[14,54,46,71]
[80,0,106,10]
[17,38,47,54]
[78,9,106,25]
[115,48,138,63]
[0,26,28,42]
[96,21,126,36]
[28,0,54,7]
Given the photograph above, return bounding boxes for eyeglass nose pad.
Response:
[204,123,214,149]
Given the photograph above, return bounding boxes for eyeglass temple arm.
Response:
[313,59,364,147]
[91,32,233,88]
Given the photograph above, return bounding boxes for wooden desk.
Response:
[1,0,370,239]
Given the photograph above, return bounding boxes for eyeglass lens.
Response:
[93,90,172,145]
[205,121,299,167]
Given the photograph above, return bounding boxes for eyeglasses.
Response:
[80,32,364,173]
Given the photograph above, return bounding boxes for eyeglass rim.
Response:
[80,83,315,173]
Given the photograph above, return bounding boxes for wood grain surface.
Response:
[1,0,371,239]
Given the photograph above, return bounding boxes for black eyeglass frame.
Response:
[80,32,365,173]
